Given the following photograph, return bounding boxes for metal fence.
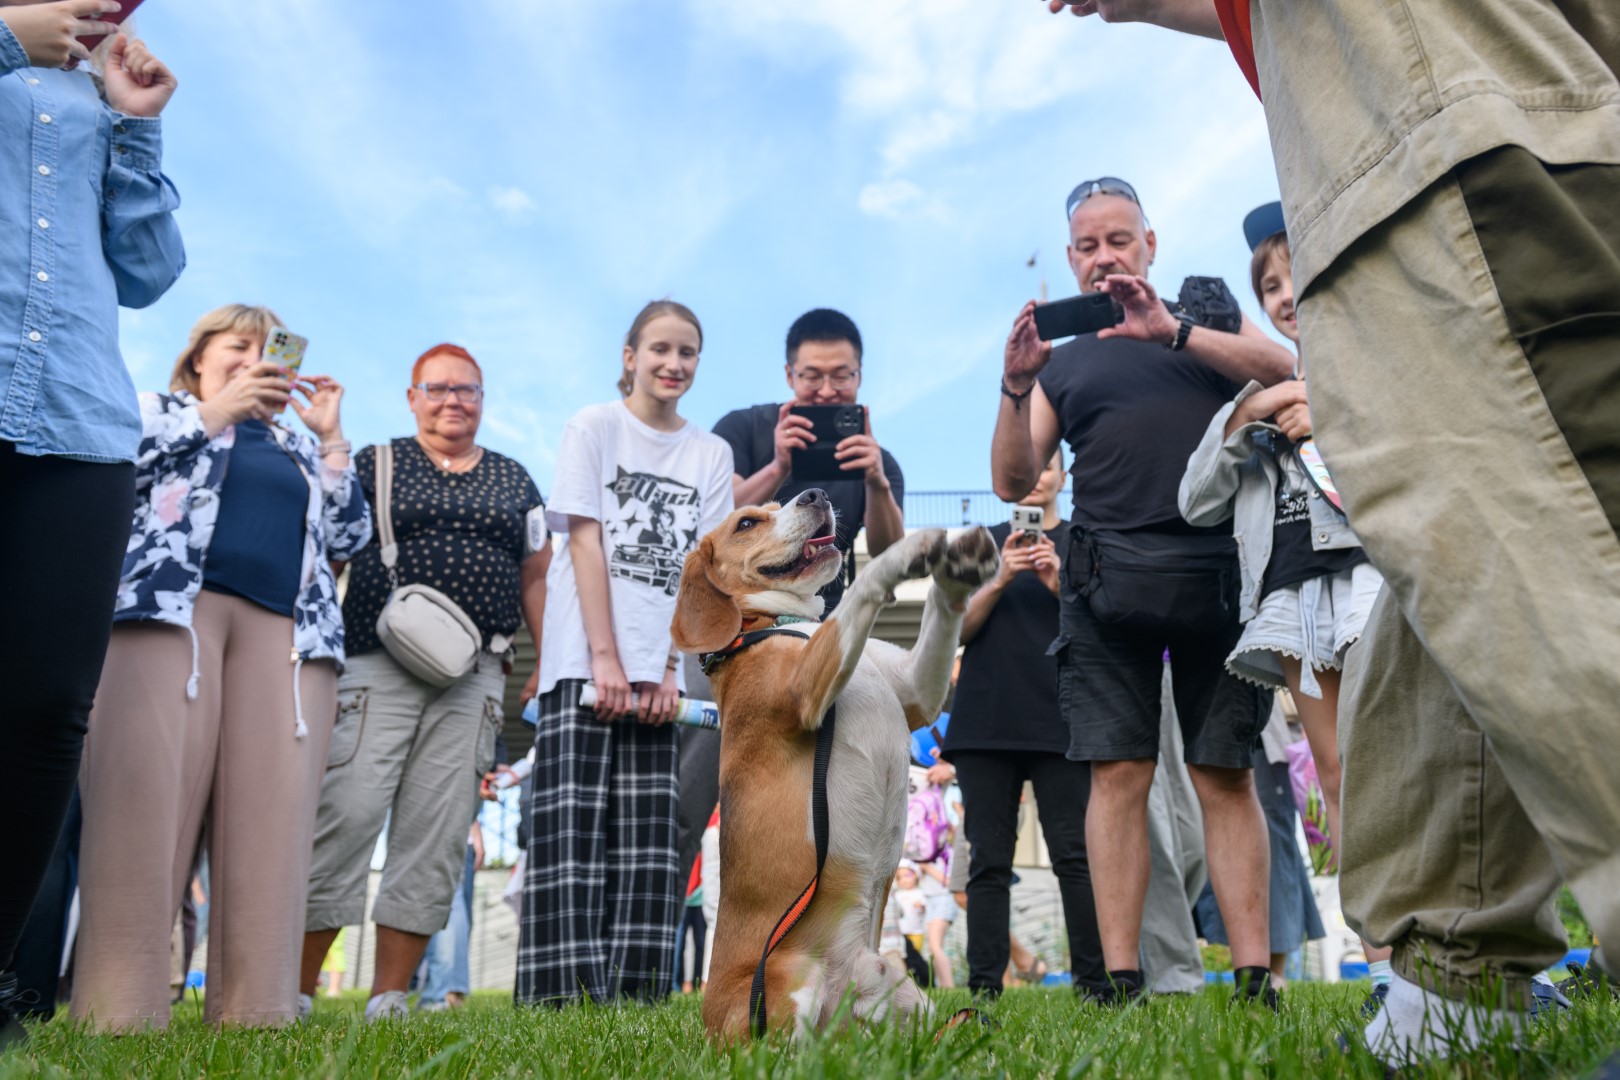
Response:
[902,489,1070,528]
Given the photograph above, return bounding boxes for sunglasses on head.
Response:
[1065,177,1141,221]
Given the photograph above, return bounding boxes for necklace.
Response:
[417,437,482,473]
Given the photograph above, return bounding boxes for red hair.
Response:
[411,343,483,385]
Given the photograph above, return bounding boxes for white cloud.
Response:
[489,186,538,219]
[857,179,924,218]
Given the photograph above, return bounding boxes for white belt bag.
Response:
[372,444,506,686]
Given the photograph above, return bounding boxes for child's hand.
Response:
[1276,402,1313,442]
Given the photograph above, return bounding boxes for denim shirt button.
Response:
[28,331,41,342]
[37,113,51,124]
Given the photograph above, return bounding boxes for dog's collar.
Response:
[699,615,817,677]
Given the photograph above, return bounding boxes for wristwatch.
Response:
[1167,312,1196,352]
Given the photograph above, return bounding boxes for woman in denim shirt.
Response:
[0,7,183,1041]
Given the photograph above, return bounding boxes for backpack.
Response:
[904,777,952,867]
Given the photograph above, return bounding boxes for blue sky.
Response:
[120,0,1281,497]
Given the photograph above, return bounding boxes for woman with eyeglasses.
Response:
[299,344,549,1022]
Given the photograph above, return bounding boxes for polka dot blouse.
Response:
[343,438,545,656]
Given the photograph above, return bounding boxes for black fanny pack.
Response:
[1069,527,1239,634]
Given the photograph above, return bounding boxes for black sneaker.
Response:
[1359,981,1390,1018]
[1564,962,1619,1003]
[1231,966,1279,1011]
[1078,969,1145,1006]
[0,972,26,1051]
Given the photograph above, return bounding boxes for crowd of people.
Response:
[1,0,1616,1073]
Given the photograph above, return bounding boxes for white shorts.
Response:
[1227,562,1384,699]
[924,892,958,924]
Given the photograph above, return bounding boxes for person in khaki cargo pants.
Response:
[1043,0,1619,1067]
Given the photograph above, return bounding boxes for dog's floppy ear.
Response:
[672,534,742,655]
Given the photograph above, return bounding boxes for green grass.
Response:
[3,985,1616,1079]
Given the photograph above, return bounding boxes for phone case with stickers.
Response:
[264,328,309,375]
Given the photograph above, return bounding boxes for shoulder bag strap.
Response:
[375,443,399,587]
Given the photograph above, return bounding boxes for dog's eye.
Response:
[735,517,757,532]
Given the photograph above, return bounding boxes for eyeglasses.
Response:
[793,368,861,390]
[1065,176,1141,221]
[414,382,484,403]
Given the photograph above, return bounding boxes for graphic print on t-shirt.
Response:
[604,466,702,596]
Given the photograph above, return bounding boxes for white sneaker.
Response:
[296,993,314,1021]
[1363,972,1530,1067]
[364,990,411,1023]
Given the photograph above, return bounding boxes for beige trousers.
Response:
[73,591,336,1030]
[1304,149,1620,1005]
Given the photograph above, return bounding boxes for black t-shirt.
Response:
[712,402,905,612]
[1261,437,1366,596]
[940,520,1071,759]
[343,439,544,656]
[1038,333,1242,532]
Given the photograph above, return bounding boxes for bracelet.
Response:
[665,654,680,671]
[1000,378,1034,403]
[1167,313,1195,352]
[319,440,352,457]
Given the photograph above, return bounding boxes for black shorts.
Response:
[1053,532,1270,769]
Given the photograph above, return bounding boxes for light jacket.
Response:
[1178,380,1360,625]
[115,391,372,735]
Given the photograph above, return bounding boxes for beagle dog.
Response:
[672,488,998,1041]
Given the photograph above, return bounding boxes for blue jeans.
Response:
[418,845,475,1003]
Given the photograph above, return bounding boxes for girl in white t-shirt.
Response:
[515,301,735,1006]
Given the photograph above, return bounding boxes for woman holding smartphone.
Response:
[516,301,734,1006]
[939,450,1108,999]
[72,304,370,1030]
[0,10,185,1036]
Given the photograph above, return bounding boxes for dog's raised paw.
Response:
[936,527,999,593]
[899,528,948,580]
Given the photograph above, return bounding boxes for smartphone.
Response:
[1032,292,1123,341]
[1010,505,1044,540]
[789,404,865,483]
[76,0,147,54]
[264,328,309,376]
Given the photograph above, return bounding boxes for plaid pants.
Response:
[515,680,680,1005]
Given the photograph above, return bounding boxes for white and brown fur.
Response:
[671,488,998,1042]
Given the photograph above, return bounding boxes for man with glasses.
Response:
[713,307,905,615]
[992,177,1294,1006]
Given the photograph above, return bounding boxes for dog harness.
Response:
[698,617,835,1039]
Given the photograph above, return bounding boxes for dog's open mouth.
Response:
[760,533,840,578]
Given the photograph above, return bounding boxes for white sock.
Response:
[1369,959,1393,987]
[1363,972,1529,1066]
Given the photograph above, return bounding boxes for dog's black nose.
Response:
[795,489,829,508]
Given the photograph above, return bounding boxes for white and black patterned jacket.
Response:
[115,391,372,731]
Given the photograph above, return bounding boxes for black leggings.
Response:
[952,750,1106,994]
[0,444,133,970]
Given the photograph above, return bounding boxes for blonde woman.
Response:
[516,301,734,1006]
[73,305,370,1030]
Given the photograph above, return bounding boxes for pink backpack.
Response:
[904,781,952,868]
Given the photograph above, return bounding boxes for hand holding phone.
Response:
[790,404,866,483]
[1032,293,1123,341]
